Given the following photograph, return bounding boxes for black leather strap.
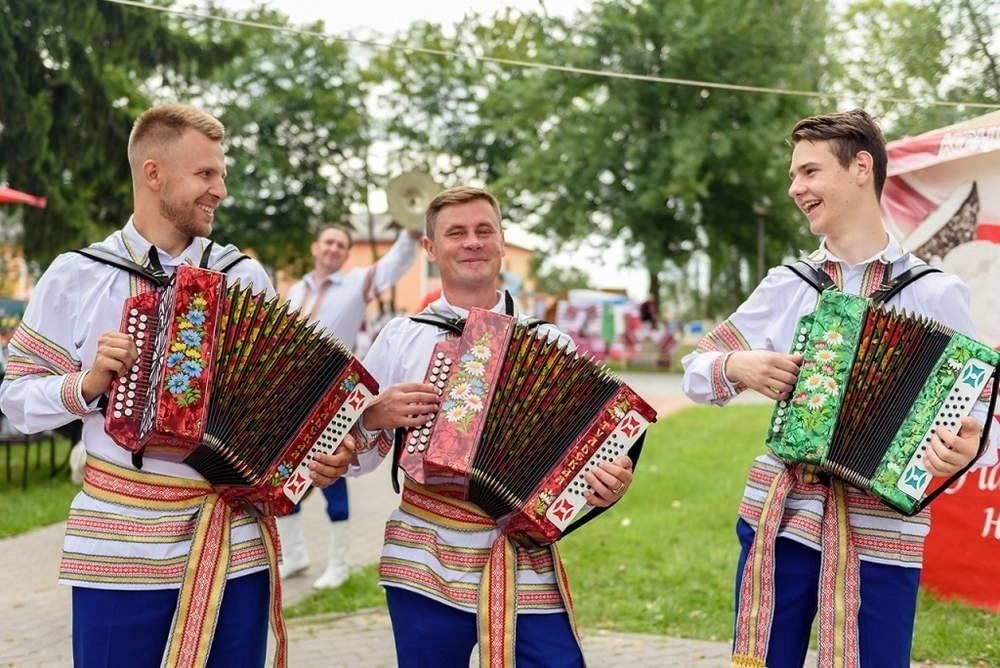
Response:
[202,242,251,274]
[215,253,251,274]
[408,314,465,336]
[783,260,835,294]
[868,265,941,305]
[71,247,171,287]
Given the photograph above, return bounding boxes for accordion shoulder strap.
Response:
[868,264,941,305]
[199,241,252,274]
[73,244,251,288]
[560,431,647,537]
[408,313,465,336]
[72,247,172,288]
[783,260,836,293]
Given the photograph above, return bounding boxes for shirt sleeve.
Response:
[348,318,404,477]
[285,281,306,311]
[916,273,1000,469]
[682,266,812,406]
[0,254,93,432]
[225,257,275,299]
[369,233,419,296]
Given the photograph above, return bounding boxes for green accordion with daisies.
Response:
[766,290,1000,515]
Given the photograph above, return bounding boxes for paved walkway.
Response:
[0,373,966,666]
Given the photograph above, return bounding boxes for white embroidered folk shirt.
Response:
[0,220,276,589]
[682,235,1000,569]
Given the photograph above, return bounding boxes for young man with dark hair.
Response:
[683,109,999,668]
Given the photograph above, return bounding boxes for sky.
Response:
[213,0,650,298]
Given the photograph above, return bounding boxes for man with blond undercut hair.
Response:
[0,103,352,668]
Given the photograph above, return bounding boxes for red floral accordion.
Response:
[398,308,657,545]
[105,265,377,515]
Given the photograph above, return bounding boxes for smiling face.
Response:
[423,198,505,292]
[787,139,874,238]
[312,227,351,274]
[156,128,227,239]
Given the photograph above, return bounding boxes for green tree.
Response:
[835,0,999,135]
[0,0,233,267]
[179,7,374,270]
[371,0,830,317]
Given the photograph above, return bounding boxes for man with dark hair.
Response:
[347,185,633,667]
[682,109,999,668]
[276,222,421,588]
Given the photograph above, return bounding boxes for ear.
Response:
[422,236,437,264]
[854,150,874,188]
[142,159,163,192]
[310,240,320,258]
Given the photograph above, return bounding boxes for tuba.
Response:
[386,171,442,231]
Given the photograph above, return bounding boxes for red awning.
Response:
[0,186,47,208]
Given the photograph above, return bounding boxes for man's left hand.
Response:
[925,416,983,477]
[584,455,634,507]
[309,434,358,488]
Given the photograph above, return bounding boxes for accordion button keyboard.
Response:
[545,410,651,531]
[897,357,995,500]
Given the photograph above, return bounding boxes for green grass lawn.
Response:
[0,437,78,538]
[285,565,384,619]
[287,406,1000,665]
[559,406,1000,666]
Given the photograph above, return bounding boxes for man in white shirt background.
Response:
[277,222,421,588]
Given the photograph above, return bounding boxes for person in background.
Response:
[277,223,421,589]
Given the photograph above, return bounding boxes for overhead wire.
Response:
[103,0,1000,110]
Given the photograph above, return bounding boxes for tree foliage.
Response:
[177,7,373,270]
[835,0,1000,135]
[0,0,233,267]
[370,0,831,315]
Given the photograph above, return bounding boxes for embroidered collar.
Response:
[806,232,906,268]
[427,291,507,320]
[120,217,206,267]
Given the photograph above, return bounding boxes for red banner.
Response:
[923,461,1000,611]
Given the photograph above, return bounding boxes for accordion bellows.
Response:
[767,290,999,514]
[105,265,377,515]
[399,308,657,545]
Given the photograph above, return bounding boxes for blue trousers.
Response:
[385,586,584,668]
[734,518,920,668]
[71,570,269,668]
[290,476,349,521]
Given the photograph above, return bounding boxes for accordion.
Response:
[767,290,999,515]
[398,308,657,546]
[105,265,377,515]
